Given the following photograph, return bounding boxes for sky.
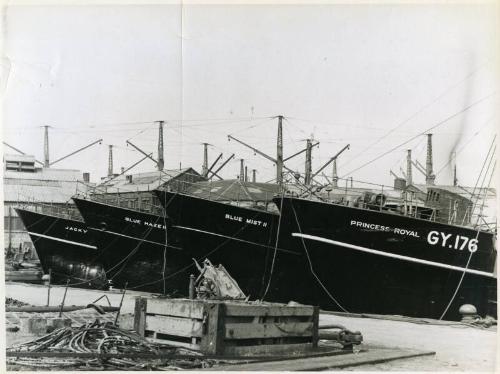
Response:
[2,2,498,190]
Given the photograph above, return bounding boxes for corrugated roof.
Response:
[3,153,36,163]
[3,167,93,203]
[3,168,83,181]
[187,180,281,202]
[4,181,79,203]
[101,168,200,193]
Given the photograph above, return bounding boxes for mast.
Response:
[43,125,50,167]
[157,121,164,171]
[406,149,413,186]
[425,134,435,185]
[304,139,312,185]
[276,115,283,187]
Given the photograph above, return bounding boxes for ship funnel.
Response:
[202,143,209,177]
[108,145,113,177]
[425,134,436,185]
[332,159,338,188]
[239,159,245,181]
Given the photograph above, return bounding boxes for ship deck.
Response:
[5,282,497,371]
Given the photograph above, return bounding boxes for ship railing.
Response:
[74,180,165,215]
[16,198,82,221]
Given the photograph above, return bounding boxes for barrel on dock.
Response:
[133,297,319,356]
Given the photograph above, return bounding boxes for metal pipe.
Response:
[208,153,235,180]
[114,282,128,325]
[283,142,319,162]
[126,140,158,165]
[311,144,350,180]
[46,269,52,306]
[50,139,103,167]
[59,279,70,317]
[276,115,283,187]
[2,142,44,165]
[7,305,120,313]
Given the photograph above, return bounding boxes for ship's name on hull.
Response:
[350,220,420,238]
[125,216,166,230]
[225,214,268,227]
[65,226,88,234]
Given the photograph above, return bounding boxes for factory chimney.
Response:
[252,169,256,183]
[425,134,436,185]
[406,149,413,186]
[276,115,283,187]
[202,143,209,177]
[245,166,248,182]
[43,125,50,167]
[304,139,312,185]
[239,159,245,181]
[332,159,338,188]
[157,121,164,171]
[108,145,113,177]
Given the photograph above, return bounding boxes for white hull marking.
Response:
[292,232,496,279]
[28,232,97,250]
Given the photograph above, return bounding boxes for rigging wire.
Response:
[436,117,493,176]
[262,193,285,300]
[290,200,349,313]
[438,161,496,321]
[340,65,489,170]
[341,92,496,178]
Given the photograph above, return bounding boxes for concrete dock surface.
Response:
[4,282,498,371]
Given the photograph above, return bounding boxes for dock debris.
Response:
[7,319,215,370]
[192,258,247,300]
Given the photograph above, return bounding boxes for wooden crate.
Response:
[134,297,319,356]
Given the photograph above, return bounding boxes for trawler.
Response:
[15,206,106,288]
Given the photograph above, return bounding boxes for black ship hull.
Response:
[154,190,302,302]
[72,197,185,294]
[275,197,497,320]
[15,208,106,289]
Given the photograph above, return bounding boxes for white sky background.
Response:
[2,2,498,189]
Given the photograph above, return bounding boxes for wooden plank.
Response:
[224,304,314,317]
[209,348,435,370]
[145,336,200,350]
[133,297,147,337]
[222,343,313,357]
[225,322,313,339]
[146,314,204,337]
[312,306,319,348]
[146,298,204,319]
[200,302,225,355]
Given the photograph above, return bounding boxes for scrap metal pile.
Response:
[7,320,214,370]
